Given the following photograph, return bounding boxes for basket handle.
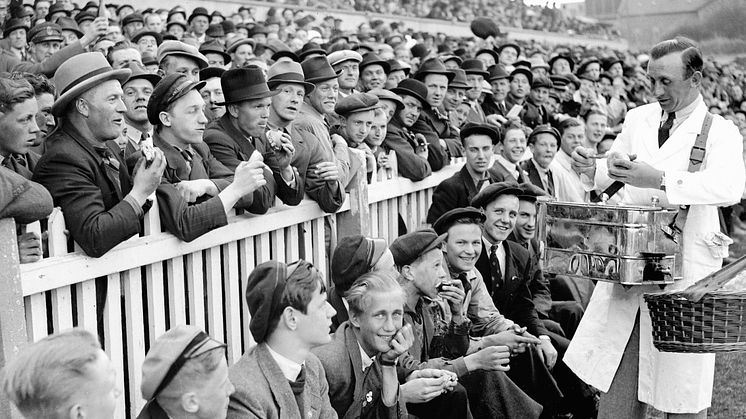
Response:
[681,254,746,302]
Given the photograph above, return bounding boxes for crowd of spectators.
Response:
[1,2,745,419]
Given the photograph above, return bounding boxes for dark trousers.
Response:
[407,382,472,419]
[460,370,542,419]
[506,346,563,418]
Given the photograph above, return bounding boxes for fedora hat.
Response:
[387,59,410,76]
[301,56,341,84]
[359,52,390,74]
[52,52,131,116]
[199,40,231,64]
[265,39,298,62]
[200,66,225,81]
[391,78,430,110]
[449,69,470,89]
[297,42,326,61]
[487,64,510,81]
[123,62,161,87]
[219,67,280,105]
[461,59,489,78]
[226,37,255,54]
[267,61,314,94]
[414,57,455,82]
[188,7,209,23]
[157,40,208,69]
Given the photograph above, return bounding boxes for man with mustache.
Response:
[228,260,337,419]
[199,67,226,123]
[427,123,497,224]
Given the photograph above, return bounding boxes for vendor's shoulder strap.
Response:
[670,112,715,236]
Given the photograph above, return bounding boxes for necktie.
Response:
[476,178,488,192]
[546,168,555,197]
[93,145,122,197]
[179,147,194,173]
[658,112,675,147]
[288,365,306,414]
[489,244,503,291]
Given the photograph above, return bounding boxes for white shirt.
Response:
[550,149,589,202]
[266,344,304,381]
[358,343,374,371]
[123,122,153,151]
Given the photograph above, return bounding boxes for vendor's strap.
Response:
[667,112,714,241]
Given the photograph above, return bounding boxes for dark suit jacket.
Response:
[506,232,552,318]
[203,114,303,206]
[522,99,549,129]
[313,322,408,419]
[288,121,345,213]
[475,240,549,337]
[228,343,337,419]
[488,159,529,184]
[410,115,447,172]
[383,117,432,182]
[426,164,481,224]
[33,122,143,257]
[520,159,554,196]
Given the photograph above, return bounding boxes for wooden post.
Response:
[337,149,371,238]
[0,218,29,419]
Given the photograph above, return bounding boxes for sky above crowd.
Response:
[522,0,583,5]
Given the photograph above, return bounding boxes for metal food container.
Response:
[537,200,682,286]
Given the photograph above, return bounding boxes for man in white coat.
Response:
[567,37,745,418]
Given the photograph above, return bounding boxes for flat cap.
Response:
[140,325,226,401]
[528,124,561,143]
[517,182,550,202]
[390,229,446,267]
[334,92,379,116]
[331,236,388,292]
[327,50,363,67]
[432,207,486,235]
[368,88,404,110]
[157,40,208,69]
[509,67,533,85]
[121,13,144,26]
[532,75,553,89]
[147,73,206,125]
[460,122,501,145]
[470,182,523,210]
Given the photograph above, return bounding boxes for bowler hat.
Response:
[410,43,429,60]
[440,54,463,66]
[297,42,326,61]
[460,122,501,145]
[461,59,489,78]
[331,236,388,291]
[166,19,187,31]
[335,92,379,116]
[548,54,574,73]
[206,24,225,38]
[131,30,162,45]
[221,20,236,34]
[576,56,601,76]
[475,48,500,64]
[301,56,341,84]
[123,61,161,87]
[226,37,255,54]
[2,18,28,38]
[327,49,363,67]
[470,17,503,39]
[510,67,534,85]
[359,52,390,74]
[157,40,208,69]
[200,66,225,81]
[415,57,455,82]
[199,40,231,64]
[602,56,623,71]
[74,10,96,25]
[52,52,131,116]
[390,229,446,266]
[496,42,521,57]
[121,13,144,27]
[219,66,279,105]
[449,69,470,89]
[391,78,430,110]
[147,73,206,125]
[267,60,314,93]
[266,39,298,62]
[187,7,209,23]
[432,207,487,235]
[471,182,523,210]
[140,325,226,402]
[528,124,560,144]
[487,64,510,81]
[28,22,64,44]
[248,24,269,37]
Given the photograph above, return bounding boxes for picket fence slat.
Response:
[103,273,126,419]
[145,261,166,345]
[23,293,47,342]
[167,256,187,327]
[205,246,225,341]
[186,251,206,329]
[123,267,146,418]
[222,241,242,364]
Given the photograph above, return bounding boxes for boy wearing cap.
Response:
[313,271,413,419]
[521,125,559,196]
[334,92,380,179]
[118,62,160,158]
[203,66,304,208]
[427,123,498,224]
[523,75,552,129]
[157,40,209,83]
[2,328,121,419]
[228,260,337,419]
[390,229,543,419]
[384,79,433,182]
[266,60,345,213]
[138,325,234,419]
[147,73,275,241]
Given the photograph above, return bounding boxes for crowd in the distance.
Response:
[1,2,746,418]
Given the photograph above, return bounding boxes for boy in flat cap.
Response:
[521,124,559,197]
[334,92,380,180]
[390,229,542,419]
[427,123,498,224]
[488,120,530,184]
[2,328,121,419]
[228,260,337,419]
[313,271,413,419]
[145,73,273,242]
[384,79,433,182]
[138,325,233,419]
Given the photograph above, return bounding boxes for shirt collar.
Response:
[531,158,549,173]
[664,94,702,122]
[495,155,519,173]
[266,344,304,381]
[358,343,374,371]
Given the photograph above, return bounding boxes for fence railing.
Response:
[0,157,465,419]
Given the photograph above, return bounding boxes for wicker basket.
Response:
[644,255,746,353]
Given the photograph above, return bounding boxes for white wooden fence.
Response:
[0,158,465,419]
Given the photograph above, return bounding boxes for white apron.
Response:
[563,99,745,413]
